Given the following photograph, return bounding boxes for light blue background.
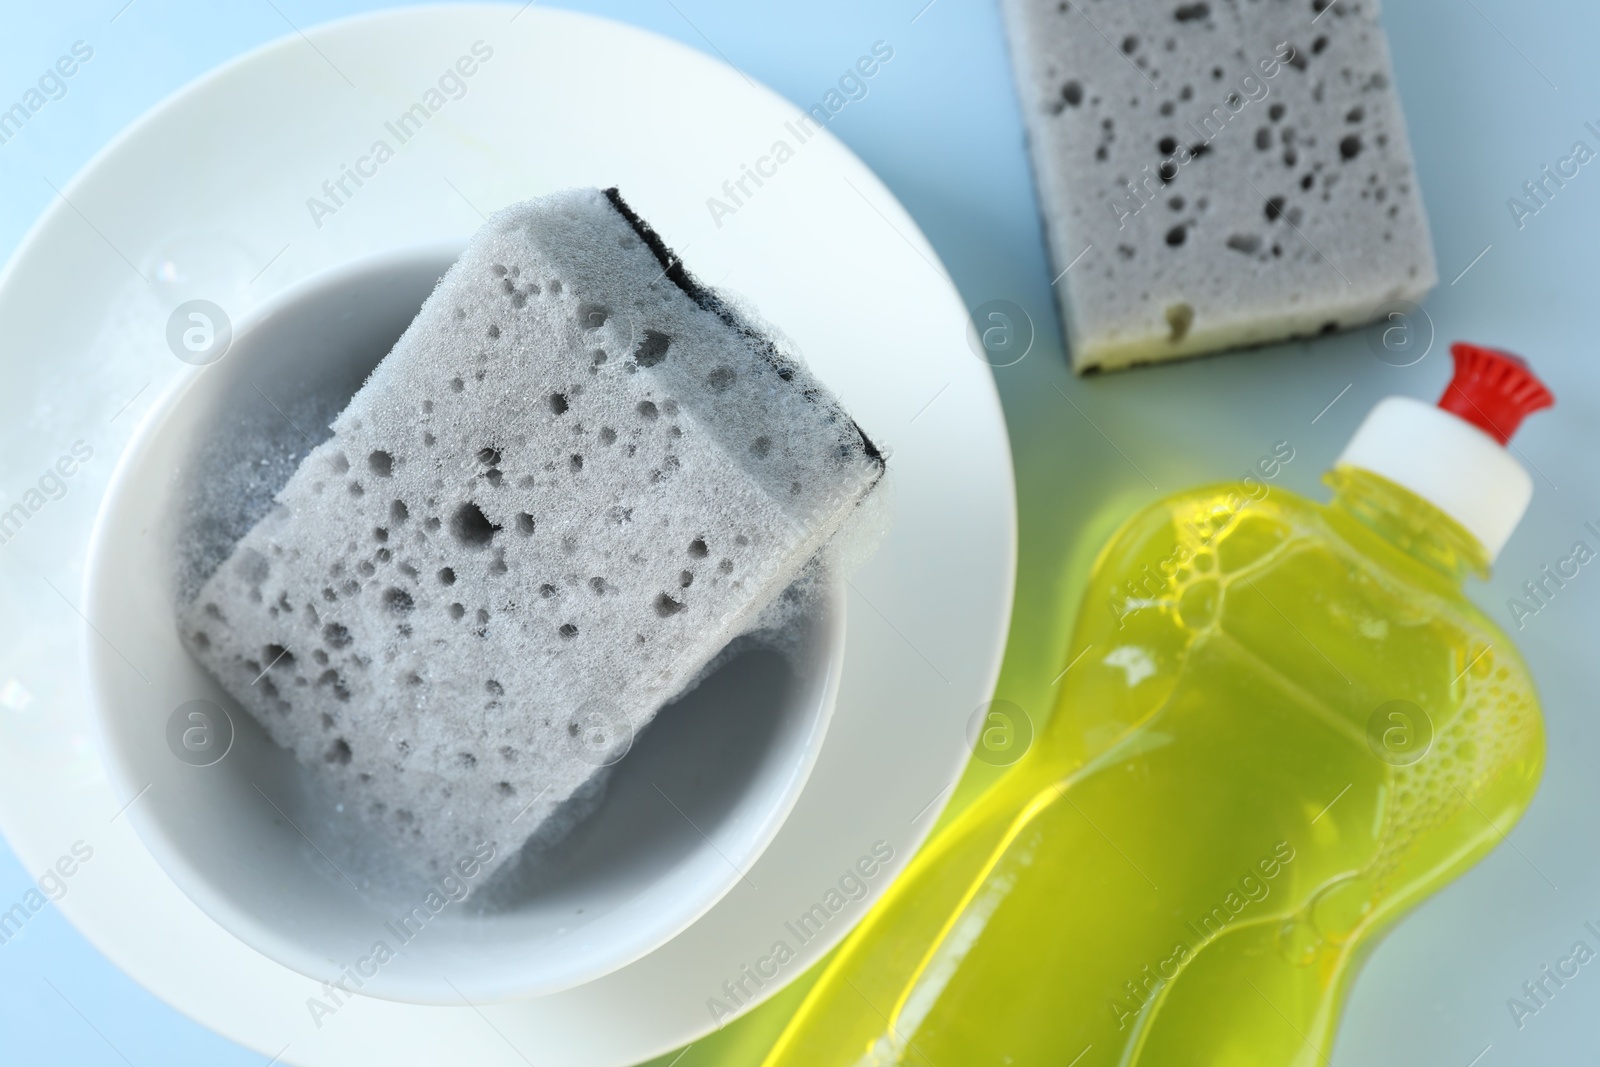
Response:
[3,1,1598,1064]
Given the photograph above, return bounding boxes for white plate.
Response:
[0,5,1013,1065]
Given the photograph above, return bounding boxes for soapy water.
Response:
[175,377,350,604]
[216,609,827,912]
[158,259,888,905]
[167,371,857,901]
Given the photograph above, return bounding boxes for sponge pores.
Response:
[182,188,884,878]
[1001,0,1437,371]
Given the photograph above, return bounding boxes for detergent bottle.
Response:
[763,343,1553,1066]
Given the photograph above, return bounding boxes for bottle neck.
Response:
[1323,466,1491,586]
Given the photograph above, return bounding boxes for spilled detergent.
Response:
[763,344,1552,1066]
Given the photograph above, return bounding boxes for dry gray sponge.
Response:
[182,187,885,879]
[1001,0,1437,372]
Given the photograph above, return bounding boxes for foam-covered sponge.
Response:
[1001,0,1437,372]
[182,188,885,878]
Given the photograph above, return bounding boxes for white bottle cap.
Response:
[1334,343,1553,563]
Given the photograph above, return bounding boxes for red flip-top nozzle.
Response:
[1438,342,1554,446]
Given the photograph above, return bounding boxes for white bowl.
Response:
[83,246,845,1004]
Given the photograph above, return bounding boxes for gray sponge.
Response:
[182,188,884,879]
[1001,0,1437,372]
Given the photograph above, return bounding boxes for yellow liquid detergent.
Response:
[764,348,1551,1067]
